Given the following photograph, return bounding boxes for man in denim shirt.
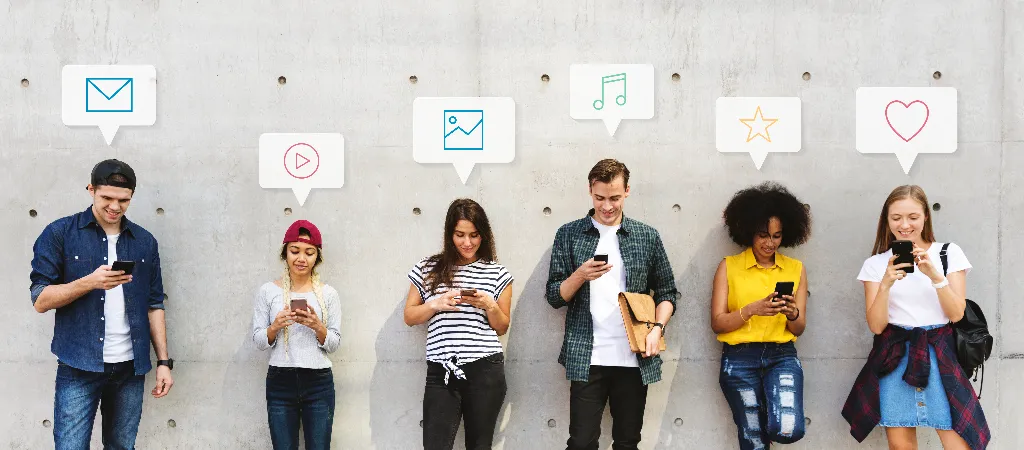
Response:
[546,159,678,450]
[30,159,174,450]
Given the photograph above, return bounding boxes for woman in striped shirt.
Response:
[404,198,514,450]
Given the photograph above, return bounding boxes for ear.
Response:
[624,184,631,197]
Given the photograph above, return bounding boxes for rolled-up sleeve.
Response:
[251,286,276,350]
[29,224,63,305]
[147,239,166,310]
[318,287,342,353]
[545,226,572,309]
[648,231,678,313]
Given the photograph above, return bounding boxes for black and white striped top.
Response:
[408,258,513,365]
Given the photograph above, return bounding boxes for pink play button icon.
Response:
[283,143,320,179]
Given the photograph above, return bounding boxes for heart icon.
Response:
[885,100,929,142]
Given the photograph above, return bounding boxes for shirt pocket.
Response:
[63,256,93,282]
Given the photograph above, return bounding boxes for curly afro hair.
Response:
[722,182,811,248]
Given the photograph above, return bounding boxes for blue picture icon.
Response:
[85,77,134,113]
[443,110,483,150]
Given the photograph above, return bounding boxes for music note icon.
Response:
[592,73,627,110]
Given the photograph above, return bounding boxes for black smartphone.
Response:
[890,240,915,273]
[594,254,608,263]
[774,281,794,299]
[111,260,135,275]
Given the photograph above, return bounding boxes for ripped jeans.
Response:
[719,342,806,450]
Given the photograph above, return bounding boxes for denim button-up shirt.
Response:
[545,209,679,385]
[30,207,165,375]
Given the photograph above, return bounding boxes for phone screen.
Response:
[774,281,794,298]
[111,261,135,275]
[890,240,916,273]
[594,254,608,263]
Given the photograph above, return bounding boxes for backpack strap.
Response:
[939,243,950,277]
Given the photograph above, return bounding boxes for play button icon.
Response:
[283,143,320,179]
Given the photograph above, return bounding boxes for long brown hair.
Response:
[870,185,936,255]
[424,199,497,294]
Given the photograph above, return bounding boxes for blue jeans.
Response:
[719,342,806,450]
[266,366,336,450]
[54,360,145,450]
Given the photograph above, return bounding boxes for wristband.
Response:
[931,277,949,289]
[787,308,800,322]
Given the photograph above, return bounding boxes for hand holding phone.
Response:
[890,240,915,274]
[593,254,608,264]
[111,260,136,275]
[774,281,794,300]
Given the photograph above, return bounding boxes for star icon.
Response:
[740,106,779,143]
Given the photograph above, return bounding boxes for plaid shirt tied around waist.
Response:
[842,324,990,449]
[545,210,679,385]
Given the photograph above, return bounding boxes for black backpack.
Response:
[940,243,994,398]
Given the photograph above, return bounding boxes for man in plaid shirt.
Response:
[545,159,678,450]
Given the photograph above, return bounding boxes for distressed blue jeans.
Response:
[54,360,145,450]
[719,342,806,450]
[266,366,336,450]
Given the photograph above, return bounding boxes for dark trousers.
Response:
[54,360,144,450]
[719,342,806,450]
[265,366,336,450]
[423,353,507,450]
[567,365,649,450]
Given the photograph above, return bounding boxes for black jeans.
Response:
[265,366,336,450]
[567,366,649,450]
[423,353,507,450]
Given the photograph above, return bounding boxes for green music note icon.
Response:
[593,73,627,110]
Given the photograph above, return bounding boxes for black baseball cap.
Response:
[91,159,137,191]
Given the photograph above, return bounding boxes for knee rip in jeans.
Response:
[772,374,799,437]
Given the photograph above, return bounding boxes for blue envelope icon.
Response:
[85,78,134,113]
[443,110,484,150]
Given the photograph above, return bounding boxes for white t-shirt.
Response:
[589,218,637,368]
[857,242,971,327]
[103,234,133,363]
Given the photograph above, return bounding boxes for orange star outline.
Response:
[739,105,779,143]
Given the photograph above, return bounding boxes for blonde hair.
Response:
[280,248,329,361]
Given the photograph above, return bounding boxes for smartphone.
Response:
[594,254,608,263]
[890,240,916,273]
[774,281,794,300]
[459,289,477,297]
[111,260,135,275]
[290,299,309,312]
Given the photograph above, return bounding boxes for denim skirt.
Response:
[878,324,953,429]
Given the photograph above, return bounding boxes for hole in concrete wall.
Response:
[541,74,550,82]
[802,72,811,81]
[413,207,421,216]
[932,202,941,211]
[671,73,680,82]
[29,209,38,217]
[543,207,552,216]
[933,71,942,80]
[156,208,165,215]
[409,75,418,84]
[284,208,292,216]
[805,417,812,426]
[673,418,683,426]
[167,419,176,428]
[42,419,51,428]
[277,76,287,85]
[547,419,556,428]
[419,420,423,428]
[163,294,168,301]
[672,204,681,212]
[21,78,30,87]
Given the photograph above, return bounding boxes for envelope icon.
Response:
[443,110,484,150]
[85,78,134,113]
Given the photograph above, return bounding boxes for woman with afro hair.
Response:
[709,181,811,450]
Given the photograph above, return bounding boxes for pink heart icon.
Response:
[885,100,929,142]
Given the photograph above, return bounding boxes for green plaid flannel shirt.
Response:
[545,209,679,385]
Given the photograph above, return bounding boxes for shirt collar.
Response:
[743,247,784,269]
[76,206,136,238]
[584,208,633,235]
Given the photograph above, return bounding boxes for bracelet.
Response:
[931,277,949,289]
[787,308,800,322]
[738,306,749,322]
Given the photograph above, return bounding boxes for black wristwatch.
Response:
[158,359,174,370]
[652,322,665,332]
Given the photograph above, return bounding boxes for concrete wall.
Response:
[2,0,1020,448]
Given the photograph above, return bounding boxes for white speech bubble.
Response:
[62,65,156,145]
[856,87,957,174]
[259,133,344,206]
[716,97,802,170]
[569,64,654,136]
[413,97,515,184]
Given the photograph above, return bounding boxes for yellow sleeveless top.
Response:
[717,248,803,345]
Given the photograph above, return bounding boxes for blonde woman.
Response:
[251,220,342,450]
